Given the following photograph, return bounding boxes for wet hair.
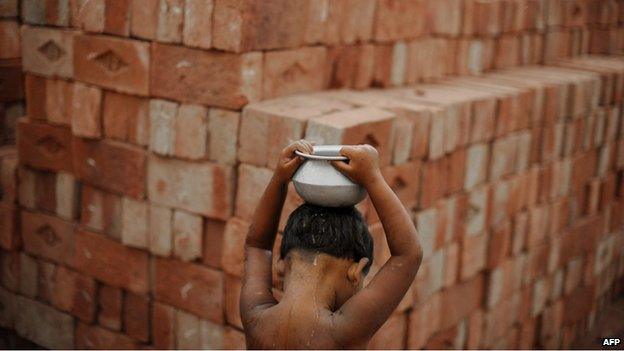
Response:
[280,203,373,274]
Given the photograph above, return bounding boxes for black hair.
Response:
[280,203,374,274]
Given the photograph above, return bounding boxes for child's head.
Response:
[280,204,374,302]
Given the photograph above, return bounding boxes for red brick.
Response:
[21,25,75,78]
[0,286,15,329]
[151,43,262,109]
[123,292,150,342]
[263,46,327,99]
[172,210,203,261]
[407,293,441,348]
[73,138,146,199]
[487,221,511,269]
[173,104,208,160]
[183,0,213,48]
[0,249,19,292]
[104,0,131,36]
[222,217,248,277]
[374,0,426,41]
[36,260,55,302]
[0,21,20,59]
[52,266,96,322]
[212,0,308,52]
[305,107,396,165]
[130,0,158,39]
[152,302,175,349]
[148,155,234,220]
[225,274,242,329]
[18,120,73,172]
[0,59,24,102]
[79,185,121,236]
[460,233,487,280]
[153,257,224,322]
[203,219,225,268]
[0,1,18,17]
[463,0,502,36]
[74,34,149,95]
[440,274,485,330]
[0,204,18,250]
[421,157,448,208]
[75,322,138,349]
[369,313,407,349]
[21,211,75,266]
[235,164,272,220]
[381,161,421,208]
[24,75,47,121]
[562,284,595,325]
[45,78,73,126]
[71,82,102,138]
[207,109,240,165]
[98,285,122,330]
[74,230,149,294]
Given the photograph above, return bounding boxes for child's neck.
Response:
[280,257,340,311]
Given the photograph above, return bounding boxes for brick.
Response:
[45,78,73,126]
[149,99,177,156]
[487,221,511,270]
[151,43,262,109]
[460,232,487,280]
[52,266,96,322]
[18,120,73,172]
[212,0,308,52]
[153,257,224,322]
[406,38,450,83]
[208,108,240,165]
[305,107,396,165]
[200,320,225,349]
[238,95,351,167]
[369,313,407,349]
[0,150,17,204]
[0,59,24,103]
[174,104,208,160]
[421,157,448,208]
[224,327,246,349]
[222,217,248,277]
[120,198,149,249]
[36,259,55,303]
[98,285,122,330]
[374,0,426,41]
[73,138,146,199]
[75,322,138,349]
[149,204,173,256]
[71,82,102,138]
[21,211,75,266]
[225,274,242,328]
[381,161,421,208]
[74,34,150,95]
[152,302,175,349]
[440,275,484,330]
[19,253,37,298]
[263,46,327,99]
[173,210,203,261]
[0,286,15,329]
[130,0,158,39]
[104,0,131,36]
[183,0,213,48]
[123,292,150,342]
[463,0,502,36]
[0,20,20,59]
[407,293,441,348]
[148,155,234,219]
[203,219,225,268]
[0,0,18,17]
[79,185,122,236]
[71,0,105,32]
[176,309,201,349]
[156,0,184,43]
[425,0,462,35]
[235,164,272,221]
[74,230,149,294]
[15,296,74,349]
[443,242,460,288]
[21,25,74,78]
[465,143,489,190]
[325,44,376,89]
[24,74,47,121]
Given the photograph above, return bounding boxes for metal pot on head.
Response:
[292,145,367,207]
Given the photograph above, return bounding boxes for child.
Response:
[240,140,423,349]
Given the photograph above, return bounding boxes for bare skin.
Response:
[241,141,423,349]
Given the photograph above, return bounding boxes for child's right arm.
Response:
[331,145,423,344]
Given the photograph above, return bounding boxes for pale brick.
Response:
[71,82,102,138]
[150,99,178,156]
[21,25,75,78]
[156,0,184,43]
[176,310,201,349]
[235,164,273,221]
[0,286,15,329]
[174,104,208,160]
[465,143,489,190]
[55,171,77,220]
[200,319,224,349]
[150,204,173,256]
[208,109,240,165]
[15,296,74,349]
[173,210,203,261]
[467,186,488,236]
[19,253,37,298]
[183,0,213,49]
[121,198,149,249]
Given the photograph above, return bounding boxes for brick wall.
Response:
[2,0,624,349]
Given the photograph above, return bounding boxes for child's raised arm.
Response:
[240,140,313,325]
[331,145,423,344]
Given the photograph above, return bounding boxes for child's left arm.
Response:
[240,140,313,325]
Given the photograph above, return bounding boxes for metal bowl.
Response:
[292,145,367,207]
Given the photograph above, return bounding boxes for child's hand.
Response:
[331,145,382,187]
[274,139,314,183]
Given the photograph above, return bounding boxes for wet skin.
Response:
[241,141,423,349]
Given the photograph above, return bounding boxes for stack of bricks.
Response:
[2,0,624,349]
[0,0,23,145]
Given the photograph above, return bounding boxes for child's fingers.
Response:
[331,160,351,175]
